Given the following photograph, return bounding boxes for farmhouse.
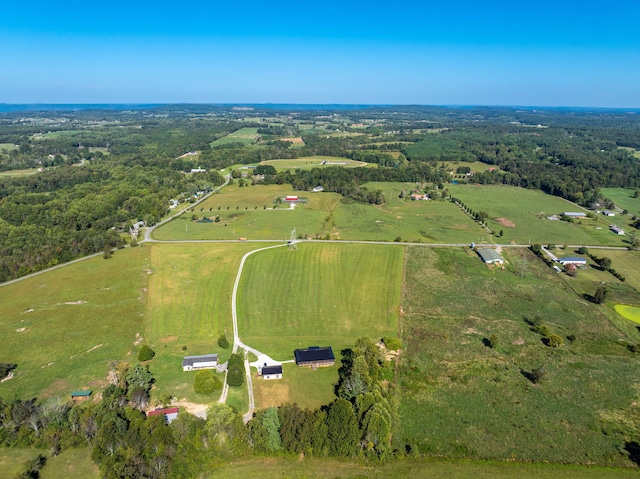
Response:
[410,193,429,201]
[610,224,625,235]
[147,407,179,424]
[261,364,283,380]
[563,212,587,219]
[476,248,505,265]
[70,390,92,401]
[294,346,335,369]
[558,256,587,266]
[182,354,218,371]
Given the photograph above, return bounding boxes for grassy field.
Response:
[260,156,372,171]
[236,243,403,359]
[145,243,257,402]
[618,146,640,159]
[0,143,18,151]
[330,182,485,243]
[152,184,342,241]
[32,130,92,140]
[0,448,99,478]
[601,188,640,217]
[0,247,149,400]
[153,182,494,243]
[252,361,338,410]
[448,184,628,246]
[206,457,640,479]
[398,246,640,466]
[0,168,40,176]
[210,128,259,147]
[443,160,502,173]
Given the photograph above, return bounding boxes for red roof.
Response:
[148,407,179,416]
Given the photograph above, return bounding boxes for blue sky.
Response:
[1,1,639,107]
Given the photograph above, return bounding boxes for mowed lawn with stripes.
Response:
[236,243,404,360]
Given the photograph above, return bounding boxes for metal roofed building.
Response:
[476,248,505,265]
[182,354,218,371]
[294,346,335,369]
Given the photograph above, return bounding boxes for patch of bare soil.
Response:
[512,338,525,345]
[133,333,144,346]
[496,217,515,227]
[172,399,208,415]
[16,327,28,333]
[160,336,178,344]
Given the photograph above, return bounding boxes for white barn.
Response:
[182,354,218,371]
[261,364,283,380]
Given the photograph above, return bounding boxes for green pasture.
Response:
[0,168,40,176]
[599,249,640,291]
[210,128,259,147]
[0,448,99,478]
[0,247,149,400]
[618,146,640,159]
[236,243,403,359]
[447,184,627,246]
[331,182,485,243]
[145,243,257,402]
[601,188,640,217]
[152,184,342,241]
[32,130,91,140]
[0,143,18,151]
[206,456,639,479]
[252,361,338,411]
[260,156,372,171]
[614,304,640,324]
[398,246,640,466]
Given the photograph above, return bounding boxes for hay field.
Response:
[236,243,403,359]
[398,246,640,465]
[0,247,149,399]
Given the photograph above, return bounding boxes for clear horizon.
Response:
[1,1,639,108]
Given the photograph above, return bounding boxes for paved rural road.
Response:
[143,174,231,243]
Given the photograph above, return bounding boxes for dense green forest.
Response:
[1,104,640,281]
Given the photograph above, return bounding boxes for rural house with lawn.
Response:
[182,354,218,371]
[294,346,335,369]
[260,364,283,380]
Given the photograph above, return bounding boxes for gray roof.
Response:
[182,354,218,367]
[476,248,504,263]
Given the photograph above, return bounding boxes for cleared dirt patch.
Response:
[281,137,304,145]
[496,217,515,227]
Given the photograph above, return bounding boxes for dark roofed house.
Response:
[147,407,179,424]
[261,364,283,380]
[70,390,92,401]
[294,346,335,369]
[182,354,218,371]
